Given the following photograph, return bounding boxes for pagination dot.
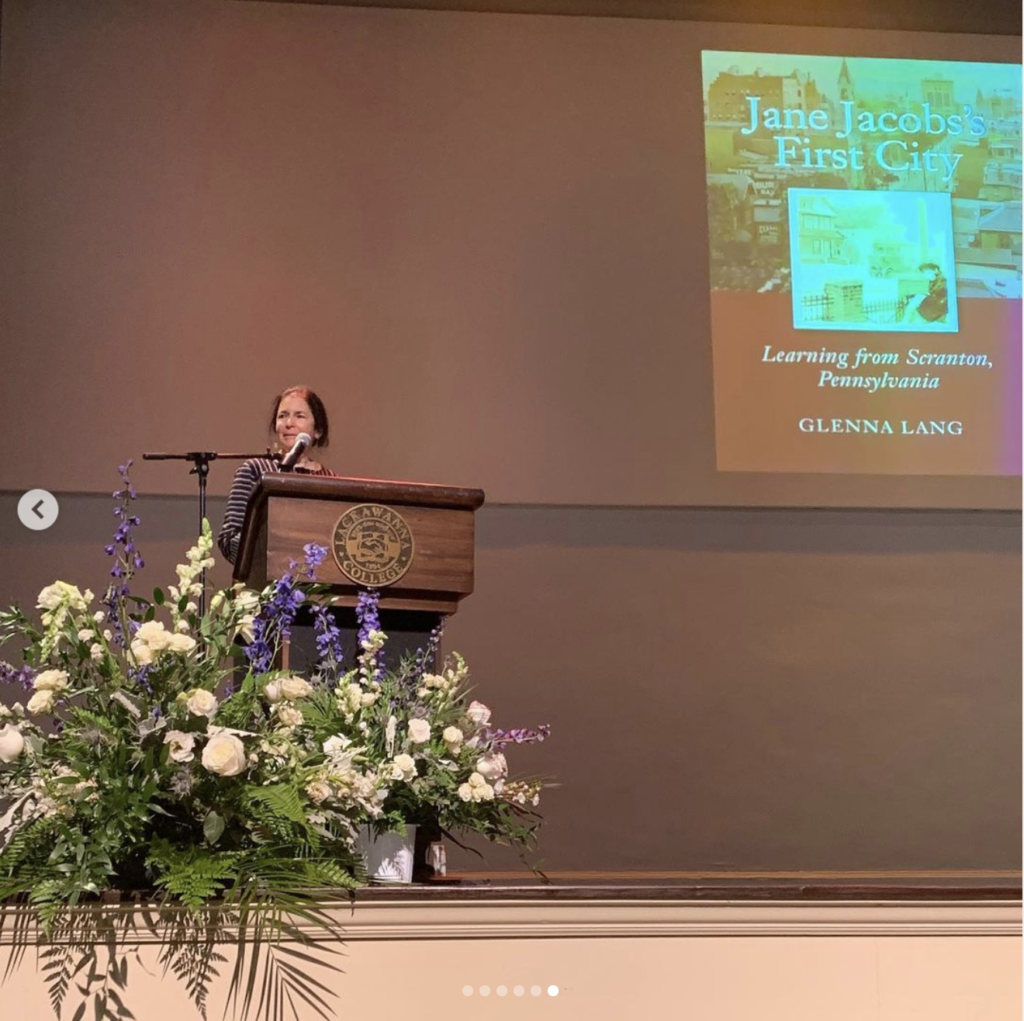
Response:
[548,985,560,997]
[497,986,508,997]
[462,985,473,996]
[480,985,491,997]
[531,985,542,997]
[513,985,525,996]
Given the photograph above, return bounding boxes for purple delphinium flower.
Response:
[312,603,344,685]
[355,588,381,649]
[129,663,153,695]
[0,661,36,691]
[355,588,383,678]
[486,725,552,747]
[302,543,328,580]
[103,461,143,648]
[244,569,304,674]
[413,616,447,678]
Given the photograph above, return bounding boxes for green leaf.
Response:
[153,588,165,606]
[203,811,225,846]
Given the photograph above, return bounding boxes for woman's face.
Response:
[274,393,319,452]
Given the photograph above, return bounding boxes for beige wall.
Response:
[0,0,1018,507]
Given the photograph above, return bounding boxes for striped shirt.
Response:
[217,457,338,565]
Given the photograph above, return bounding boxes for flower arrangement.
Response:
[0,464,550,1020]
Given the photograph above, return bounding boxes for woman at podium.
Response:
[217,386,338,564]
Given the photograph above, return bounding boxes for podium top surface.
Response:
[252,473,486,511]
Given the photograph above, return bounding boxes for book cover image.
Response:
[702,51,1021,476]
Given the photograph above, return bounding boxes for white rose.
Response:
[263,680,283,704]
[475,752,508,781]
[135,620,174,651]
[390,754,417,782]
[463,772,495,802]
[93,611,106,624]
[0,724,26,763]
[360,691,379,707]
[184,689,219,718]
[166,633,197,654]
[442,726,464,750]
[408,719,431,744]
[457,783,474,802]
[131,642,155,666]
[164,730,196,763]
[276,705,303,728]
[77,628,93,642]
[466,701,491,726]
[201,733,247,777]
[279,677,313,700]
[26,690,56,715]
[102,629,113,641]
[33,669,70,692]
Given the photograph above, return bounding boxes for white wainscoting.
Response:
[1,897,1019,1020]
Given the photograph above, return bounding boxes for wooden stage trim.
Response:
[443,869,1021,881]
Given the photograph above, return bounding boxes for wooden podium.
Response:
[233,474,485,616]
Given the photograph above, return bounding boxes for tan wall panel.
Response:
[0,495,1017,872]
[0,1,1017,506]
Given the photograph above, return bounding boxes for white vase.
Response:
[356,825,418,884]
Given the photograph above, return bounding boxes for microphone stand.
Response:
[142,451,274,616]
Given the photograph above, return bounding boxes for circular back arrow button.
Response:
[18,490,60,531]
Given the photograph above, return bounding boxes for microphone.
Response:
[278,433,312,471]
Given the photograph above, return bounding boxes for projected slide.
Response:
[702,52,1021,476]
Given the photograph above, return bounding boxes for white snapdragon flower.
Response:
[89,643,104,662]
[184,689,218,718]
[359,628,386,654]
[0,724,26,763]
[263,680,283,703]
[93,611,106,624]
[408,719,431,744]
[37,582,92,612]
[164,730,196,763]
[77,628,93,642]
[475,752,508,781]
[33,669,69,692]
[201,733,247,777]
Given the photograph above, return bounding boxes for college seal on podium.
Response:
[332,504,415,587]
